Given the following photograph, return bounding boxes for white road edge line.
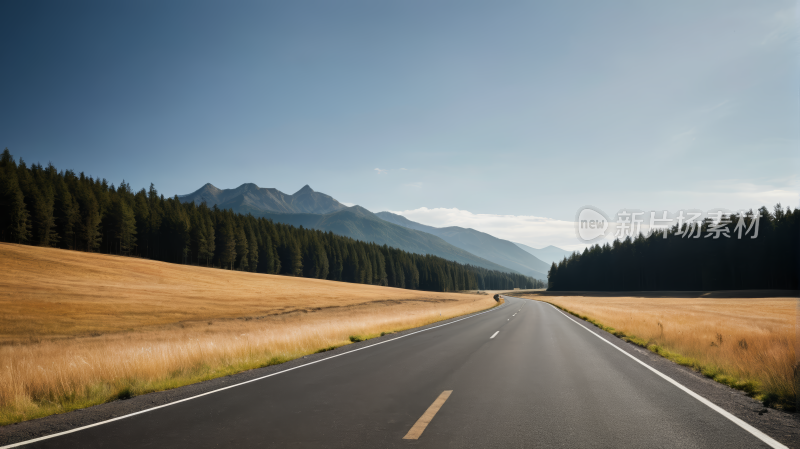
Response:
[490,331,499,339]
[0,302,510,449]
[546,303,788,449]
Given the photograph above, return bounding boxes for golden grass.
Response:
[0,243,498,425]
[519,293,797,410]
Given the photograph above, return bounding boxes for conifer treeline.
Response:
[0,150,541,292]
[548,206,799,291]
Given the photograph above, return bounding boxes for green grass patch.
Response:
[315,345,341,353]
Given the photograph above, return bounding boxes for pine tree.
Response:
[289,237,303,276]
[115,198,137,254]
[235,223,248,271]
[220,219,237,269]
[53,176,79,249]
[0,154,31,243]
[303,237,328,279]
[74,184,101,252]
[257,232,275,274]
[17,161,56,246]
[271,236,281,274]
[197,211,215,266]
[247,226,258,272]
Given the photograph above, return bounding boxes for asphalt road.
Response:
[7,296,787,448]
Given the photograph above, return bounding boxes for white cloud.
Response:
[389,193,800,253]
[341,202,355,207]
[390,207,589,251]
[663,183,800,211]
[735,188,799,210]
[374,168,388,175]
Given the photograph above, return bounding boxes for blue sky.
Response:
[1,1,797,249]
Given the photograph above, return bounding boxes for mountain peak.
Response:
[236,183,260,190]
[294,184,314,195]
[179,182,346,215]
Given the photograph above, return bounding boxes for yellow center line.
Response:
[402,390,453,440]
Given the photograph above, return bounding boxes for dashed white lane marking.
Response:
[403,390,453,439]
[0,302,514,449]
[490,331,499,339]
[547,304,788,449]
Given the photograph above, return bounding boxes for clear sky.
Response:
[1,1,797,250]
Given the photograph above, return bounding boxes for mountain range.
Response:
[255,206,520,274]
[375,212,549,280]
[512,242,575,266]
[179,183,560,280]
[180,183,347,215]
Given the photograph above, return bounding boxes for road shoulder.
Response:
[521,297,800,449]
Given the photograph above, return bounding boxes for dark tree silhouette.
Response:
[548,207,799,291]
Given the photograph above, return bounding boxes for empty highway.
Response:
[3,296,787,448]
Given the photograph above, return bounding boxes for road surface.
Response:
[5,296,786,448]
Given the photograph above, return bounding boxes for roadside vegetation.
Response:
[0,243,499,426]
[522,293,796,411]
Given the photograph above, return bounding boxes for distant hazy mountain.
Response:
[255,206,519,274]
[179,182,534,277]
[178,183,347,215]
[376,212,549,281]
[513,242,574,266]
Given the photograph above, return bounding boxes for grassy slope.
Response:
[0,243,499,424]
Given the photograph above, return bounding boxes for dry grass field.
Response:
[0,243,498,425]
[519,292,797,410]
